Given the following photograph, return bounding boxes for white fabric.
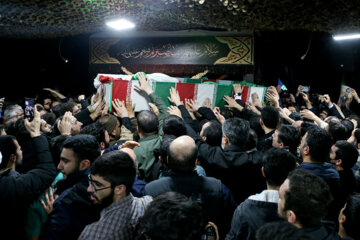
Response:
[248,189,279,203]
[196,84,216,106]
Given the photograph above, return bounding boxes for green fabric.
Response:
[153,82,176,107]
[184,78,202,84]
[134,134,162,181]
[149,92,169,136]
[25,172,64,237]
[214,84,234,108]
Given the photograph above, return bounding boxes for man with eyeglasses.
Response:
[79,150,152,240]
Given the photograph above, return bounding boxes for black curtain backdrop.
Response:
[1,31,360,103]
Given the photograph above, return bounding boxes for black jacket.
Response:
[0,135,57,240]
[186,124,266,204]
[41,170,102,240]
[145,171,237,238]
[226,198,282,240]
[300,222,341,240]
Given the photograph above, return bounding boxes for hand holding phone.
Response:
[24,98,36,121]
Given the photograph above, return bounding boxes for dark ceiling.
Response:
[1,0,360,38]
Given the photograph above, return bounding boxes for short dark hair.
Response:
[262,148,297,187]
[91,151,136,194]
[276,125,301,155]
[0,135,17,169]
[167,138,198,173]
[300,121,318,137]
[305,127,332,163]
[288,112,302,121]
[256,221,304,240]
[162,115,186,137]
[261,106,280,129]
[285,170,333,228]
[342,193,360,239]
[341,119,354,139]
[51,103,63,118]
[222,117,249,147]
[202,120,222,147]
[159,135,176,165]
[62,134,100,164]
[328,120,348,144]
[80,122,106,145]
[334,140,359,169]
[41,112,57,126]
[137,110,159,136]
[50,135,71,167]
[135,192,205,240]
[245,129,258,151]
[60,101,77,116]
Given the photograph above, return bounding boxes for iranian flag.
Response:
[96,74,267,111]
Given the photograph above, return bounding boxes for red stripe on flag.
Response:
[176,83,196,102]
[241,86,250,103]
[112,79,129,103]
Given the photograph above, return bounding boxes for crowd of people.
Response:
[0,72,359,240]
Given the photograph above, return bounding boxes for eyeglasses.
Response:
[88,174,112,194]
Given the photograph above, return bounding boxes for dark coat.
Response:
[226,198,282,240]
[41,170,102,240]
[145,171,237,238]
[0,136,57,240]
[186,124,266,204]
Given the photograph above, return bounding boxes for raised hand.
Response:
[24,107,41,137]
[134,72,153,95]
[168,87,182,106]
[167,105,182,118]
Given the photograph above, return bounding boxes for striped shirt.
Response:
[78,194,152,240]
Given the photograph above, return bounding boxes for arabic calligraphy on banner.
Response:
[90,36,253,65]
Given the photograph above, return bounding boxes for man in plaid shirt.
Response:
[79,150,152,240]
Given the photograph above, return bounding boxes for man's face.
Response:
[278,178,290,219]
[13,139,23,165]
[200,122,211,138]
[272,129,282,148]
[299,132,308,158]
[72,105,80,115]
[58,148,79,179]
[330,145,338,164]
[87,174,113,205]
[43,98,52,110]
[111,120,121,139]
[70,116,83,136]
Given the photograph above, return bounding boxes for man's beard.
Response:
[97,189,115,209]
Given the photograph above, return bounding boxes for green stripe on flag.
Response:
[185,79,203,84]
[109,81,113,112]
[214,84,234,109]
[153,82,176,107]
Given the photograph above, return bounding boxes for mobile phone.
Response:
[301,86,309,93]
[24,98,36,121]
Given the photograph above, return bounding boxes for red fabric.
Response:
[112,80,129,103]
[241,86,250,103]
[99,75,115,84]
[176,83,196,102]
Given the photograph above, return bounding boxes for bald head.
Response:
[168,135,198,172]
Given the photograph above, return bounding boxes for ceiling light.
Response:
[333,34,360,41]
[106,19,135,30]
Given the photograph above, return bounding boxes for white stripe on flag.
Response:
[131,80,150,112]
[196,84,216,106]
[248,86,266,104]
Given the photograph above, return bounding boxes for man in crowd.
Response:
[297,126,341,221]
[79,151,152,240]
[145,135,236,237]
[0,108,57,239]
[133,72,168,182]
[226,148,297,240]
[42,134,101,240]
[272,124,301,157]
[186,117,265,204]
[330,140,359,205]
[338,193,360,240]
[278,169,340,240]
